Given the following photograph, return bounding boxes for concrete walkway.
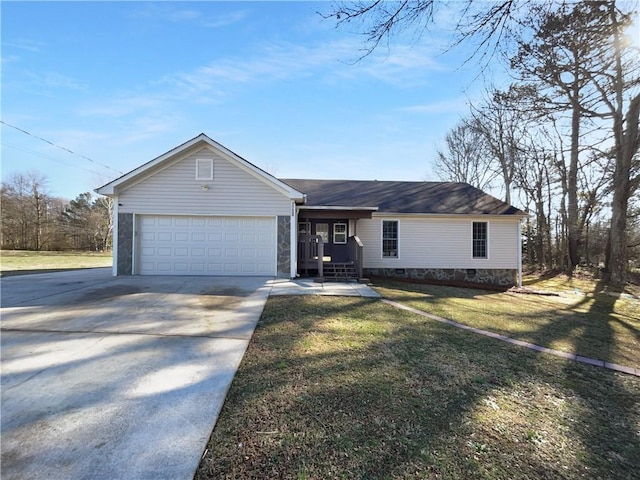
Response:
[383,298,640,377]
[269,278,380,298]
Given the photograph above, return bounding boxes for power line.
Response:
[1,142,109,177]
[0,120,124,175]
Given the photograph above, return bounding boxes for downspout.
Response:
[290,202,298,278]
[517,218,523,287]
[112,198,119,276]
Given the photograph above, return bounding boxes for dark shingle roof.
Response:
[281,179,526,216]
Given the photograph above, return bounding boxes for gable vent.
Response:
[196,159,213,180]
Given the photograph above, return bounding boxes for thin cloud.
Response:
[128,4,202,22]
[160,38,445,97]
[202,10,249,28]
[80,95,165,117]
[400,98,468,114]
[78,37,454,144]
[3,38,45,52]
[128,4,248,28]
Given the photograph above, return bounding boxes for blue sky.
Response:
[2,1,491,200]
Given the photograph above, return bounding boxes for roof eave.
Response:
[299,205,379,211]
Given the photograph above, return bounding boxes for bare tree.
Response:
[468,87,528,205]
[434,117,496,190]
[513,128,555,268]
[322,1,544,64]
[512,1,639,284]
[1,171,54,250]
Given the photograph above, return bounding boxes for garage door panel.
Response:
[139,215,276,276]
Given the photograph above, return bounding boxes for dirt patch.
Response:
[77,285,142,303]
[198,286,251,310]
[198,286,250,310]
[200,286,251,297]
[199,296,245,310]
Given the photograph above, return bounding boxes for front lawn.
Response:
[196,295,640,479]
[374,278,639,368]
[0,250,112,276]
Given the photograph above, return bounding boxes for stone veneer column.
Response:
[277,216,291,278]
[117,213,133,275]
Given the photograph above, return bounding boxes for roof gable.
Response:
[281,179,526,216]
[96,134,304,201]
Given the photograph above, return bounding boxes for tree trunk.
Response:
[606,1,640,289]
[607,94,639,288]
[566,60,581,273]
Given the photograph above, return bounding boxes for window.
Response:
[298,222,311,234]
[382,220,398,258]
[315,223,329,243]
[196,159,213,180]
[472,222,488,258]
[333,223,347,244]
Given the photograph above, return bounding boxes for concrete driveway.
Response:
[1,268,272,480]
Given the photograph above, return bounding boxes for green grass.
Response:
[374,278,639,368]
[196,295,640,480]
[0,250,112,276]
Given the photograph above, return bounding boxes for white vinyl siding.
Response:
[358,215,519,269]
[118,146,291,216]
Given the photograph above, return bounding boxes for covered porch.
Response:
[296,206,376,281]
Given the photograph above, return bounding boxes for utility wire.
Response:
[2,142,108,177]
[1,120,124,175]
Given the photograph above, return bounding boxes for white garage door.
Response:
[138,215,276,276]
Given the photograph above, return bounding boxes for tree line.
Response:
[328,0,639,288]
[1,171,112,251]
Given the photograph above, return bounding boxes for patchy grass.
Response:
[523,271,640,298]
[374,279,639,368]
[0,250,112,276]
[196,296,640,480]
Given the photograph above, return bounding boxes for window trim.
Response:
[298,222,311,235]
[381,219,399,259]
[315,223,329,244]
[333,223,347,244]
[195,158,214,180]
[472,221,489,259]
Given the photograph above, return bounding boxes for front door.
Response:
[312,220,349,262]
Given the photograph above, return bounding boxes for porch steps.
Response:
[323,262,358,282]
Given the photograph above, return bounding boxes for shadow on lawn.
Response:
[196,294,640,479]
[527,279,640,476]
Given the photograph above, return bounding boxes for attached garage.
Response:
[138,215,276,276]
[96,134,305,278]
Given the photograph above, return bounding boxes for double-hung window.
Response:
[382,220,398,258]
[472,222,488,258]
[333,223,347,244]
